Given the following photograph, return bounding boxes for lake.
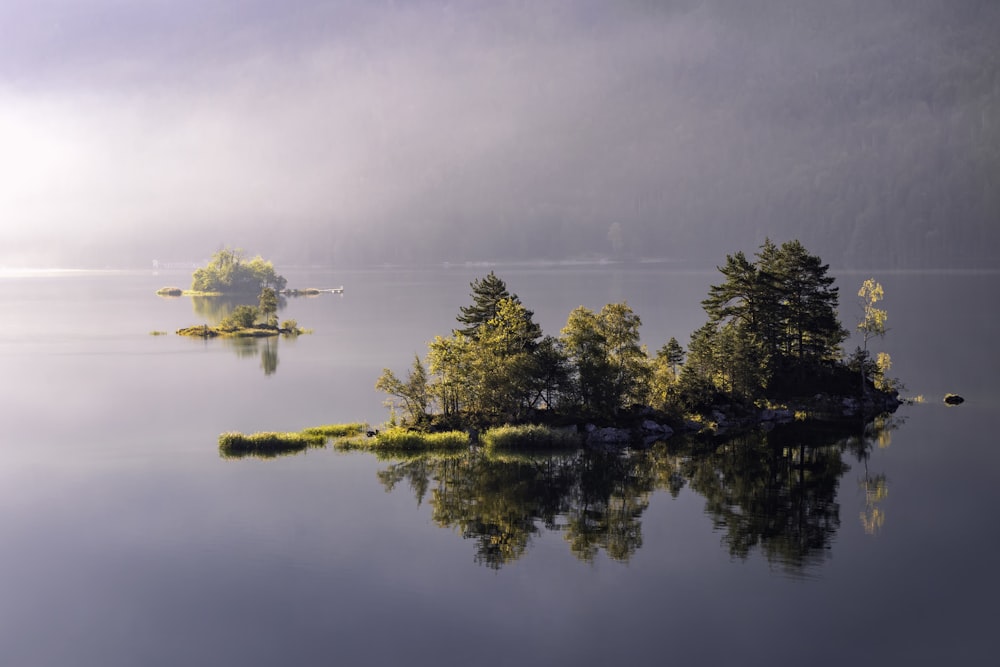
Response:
[1,264,997,666]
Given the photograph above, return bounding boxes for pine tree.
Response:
[456,272,539,341]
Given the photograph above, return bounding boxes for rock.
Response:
[640,420,674,441]
[944,393,965,405]
[588,427,631,445]
[772,409,794,422]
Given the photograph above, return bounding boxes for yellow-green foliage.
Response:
[155,287,183,296]
[301,423,368,438]
[336,427,469,451]
[481,424,581,451]
[218,430,325,458]
[177,325,218,338]
[149,330,168,336]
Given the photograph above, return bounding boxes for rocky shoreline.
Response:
[577,388,902,446]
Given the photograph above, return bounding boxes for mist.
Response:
[1,0,997,269]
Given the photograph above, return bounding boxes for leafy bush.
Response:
[219,305,258,330]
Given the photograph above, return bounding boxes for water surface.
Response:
[1,266,996,666]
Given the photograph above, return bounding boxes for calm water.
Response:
[1,265,997,666]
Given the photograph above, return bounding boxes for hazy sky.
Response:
[1,0,995,267]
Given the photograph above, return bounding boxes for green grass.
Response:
[335,426,470,452]
[218,430,326,458]
[301,423,368,438]
[480,424,582,451]
[176,324,310,338]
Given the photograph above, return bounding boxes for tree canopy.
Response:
[191,248,287,293]
[378,241,896,432]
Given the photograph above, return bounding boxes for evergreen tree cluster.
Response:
[377,242,891,429]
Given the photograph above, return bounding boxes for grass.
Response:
[480,424,582,451]
[176,323,310,338]
[149,330,168,336]
[484,449,580,464]
[301,423,368,438]
[335,426,470,452]
[218,430,326,459]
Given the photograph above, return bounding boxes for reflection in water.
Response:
[849,414,902,535]
[186,295,288,375]
[191,294,288,325]
[860,473,889,535]
[222,336,281,375]
[376,417,900,573]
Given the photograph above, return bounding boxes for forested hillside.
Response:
[299,0,999,269]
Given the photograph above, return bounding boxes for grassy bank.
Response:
[335,427,470,452]
[481,424,582,452]
[218,430,327,459]
[176,324,309,338]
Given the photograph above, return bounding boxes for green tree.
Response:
[770,240,845,361]
[427,333,476,418]
[560,306,614,414]
[560,302,649,415]
[191,247,287,293]
[697,240,848,400]
[650,337,686,410]
[258,287,278,327]
[219,304,258,330]
[598,302,651,410]
[376,354,431,425]
[524,335,572,411]
[456,272,540,341]
[702,251,762,332]
[474,298,544,421]
[663,337,685,378]
[857,278,887,354]
[856,278,889,392]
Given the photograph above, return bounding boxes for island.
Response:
[222,239,903,455]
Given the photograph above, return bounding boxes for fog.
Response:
[1,0,997,269]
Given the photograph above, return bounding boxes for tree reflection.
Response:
[681,429,847,573]
[373,416,899,572]
[221,336,281,375]
[847,413,903,536]
[191,294,287,325]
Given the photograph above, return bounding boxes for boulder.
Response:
[944,393,965,405]
[588,427,631,445]
[641,420,674,438]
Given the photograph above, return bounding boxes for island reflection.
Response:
[374,417,901,573]
[189,295,291,375]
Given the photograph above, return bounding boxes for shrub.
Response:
[219,305,258,330]
[156,287,183,296]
